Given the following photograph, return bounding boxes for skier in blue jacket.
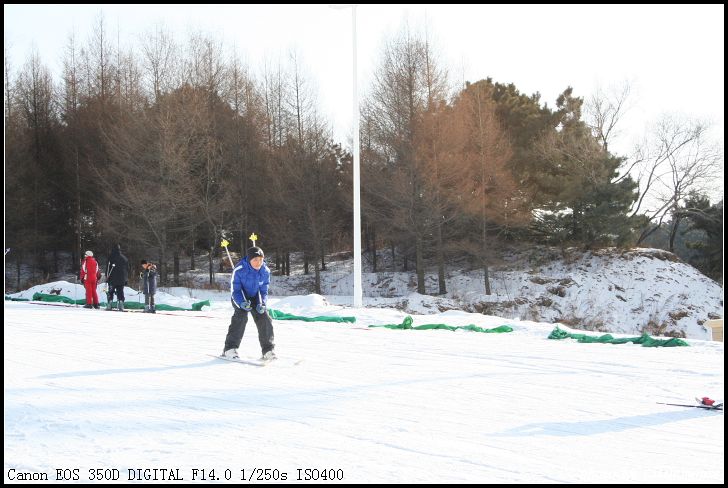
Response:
[222,246,275,360]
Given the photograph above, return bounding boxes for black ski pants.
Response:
[107,284,125,303]
[224,298,275,355]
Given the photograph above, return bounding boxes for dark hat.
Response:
[247,246,264,259]
[141,260,147,265]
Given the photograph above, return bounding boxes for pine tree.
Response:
[531,88,641,247]
[681,194,723,281]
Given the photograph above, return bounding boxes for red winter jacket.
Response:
[80,256,102,283]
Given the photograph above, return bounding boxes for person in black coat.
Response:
[105,243,129,311]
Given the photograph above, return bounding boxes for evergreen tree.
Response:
[681,194,723,282]
[464,78,558,210]
[532,88,641,247]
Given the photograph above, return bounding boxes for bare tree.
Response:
[259,55,296,264]
[60,30,85,269]
[418,24,451,294]
[139,23,178,104]
[4,42,14,123]
[117,48,144,113]
[184,30,226,96]
[274,50,343,293]
[223,49,266,261]
[585,80,631,154]
[366,23,442,294]
[15,49,59,279]
[450,82,523,294]
[633,115,723,250]
[260,56,291,151]
[87,12,116,105]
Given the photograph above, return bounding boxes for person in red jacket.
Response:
[79,250,102,309]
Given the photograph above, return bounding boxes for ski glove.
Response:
[80,278,85,285]
[256,303,266,314]
[241,300,252,312]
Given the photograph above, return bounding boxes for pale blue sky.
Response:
[5,4,725,159]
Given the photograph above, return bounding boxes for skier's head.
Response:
[247,246,264,260]
[247,246,264,270]
[85,250,93,257]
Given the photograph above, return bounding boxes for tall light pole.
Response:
[331,5,362,308]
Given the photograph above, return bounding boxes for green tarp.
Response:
[369,315,513,333]
[268,309,356,323]
[548,326,689,347]
[16,292,211,312]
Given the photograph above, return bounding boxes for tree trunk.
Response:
[416,235,425,294]
[16,251,22,290]
[208,244,214,285]
[436,220,446,294]
[304,252,309,275]
[75,147,82,274]
[371,224,377,272]
[668,215,681,253]
[483,262,491,296]
[173,251,180,286]
[482,223,491,295]
[314,258,321,294]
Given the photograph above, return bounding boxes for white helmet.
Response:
[85,250,93,257]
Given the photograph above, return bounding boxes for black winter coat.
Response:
[107,245,129,286]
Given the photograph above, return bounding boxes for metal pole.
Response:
[329,4,363,308]
[351,5,363,308]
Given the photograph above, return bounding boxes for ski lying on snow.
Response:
[656,402,723,411]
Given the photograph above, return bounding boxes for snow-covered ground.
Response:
[4,291,724,483]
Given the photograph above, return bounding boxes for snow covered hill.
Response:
[269,247,723,340]
[4,297,724,483]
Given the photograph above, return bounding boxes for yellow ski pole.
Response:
[220,239,235,269]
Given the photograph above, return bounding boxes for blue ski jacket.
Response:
[230,257,270,308]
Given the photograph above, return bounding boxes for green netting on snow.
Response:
[5,296,30,301]
[30,293,82,305]
[369,315,513,333]
[268,309,356,323]
[548,326,689,347]
[28,292,210,311]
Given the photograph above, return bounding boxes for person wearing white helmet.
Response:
[79,250,102,309]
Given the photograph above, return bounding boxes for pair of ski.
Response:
[657,399,723,411]
[208,353,302,368]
